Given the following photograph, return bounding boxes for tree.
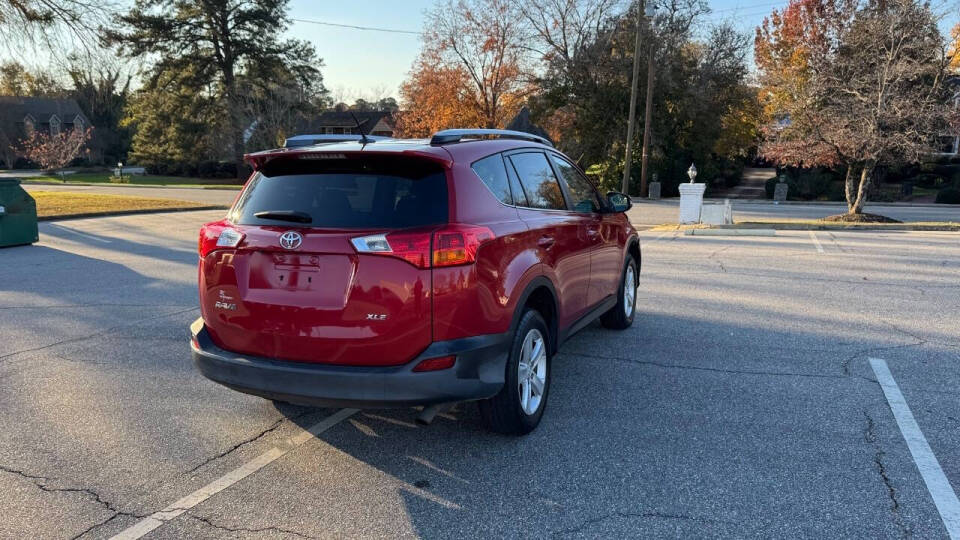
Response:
[0,0,115,53]
[757,0,956,214]
[17,126,92,179]
[105,0,324,177]
[0,61,66,96]
[67,54,133,164]
[396,56,485,137]
[120,68,224,167]
[404,0,528,130]
[523,0,755,195]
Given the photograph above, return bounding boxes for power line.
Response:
[710,1,787,14]
[291,17,421,35]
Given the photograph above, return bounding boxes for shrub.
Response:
[197,160,219,178]
[909,173,946,189]
[108,175,130,184]
[935,187,960,204]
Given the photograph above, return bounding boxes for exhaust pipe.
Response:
[415,403,452,426]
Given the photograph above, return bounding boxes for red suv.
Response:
[191,129,640,434]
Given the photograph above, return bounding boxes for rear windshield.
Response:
[231,155,448,229]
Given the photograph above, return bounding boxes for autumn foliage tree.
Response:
[17,127,92,180]
[397,0,528,136]
[756,0,956,215]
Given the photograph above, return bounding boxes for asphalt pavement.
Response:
[628,199,960,226]
[0,211,958,538]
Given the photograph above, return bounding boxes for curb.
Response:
[39,205,229,222]
[631,198,957,208]
[652,222,960,232]
[685,228,776,236]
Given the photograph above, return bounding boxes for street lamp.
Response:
[687,163,697,183]
[117,162,124,179]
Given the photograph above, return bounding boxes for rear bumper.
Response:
[190,318,510,408]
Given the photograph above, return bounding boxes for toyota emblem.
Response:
[279,231,302,250]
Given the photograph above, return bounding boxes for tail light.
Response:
[198,220,245,257]
[351,224,494,269]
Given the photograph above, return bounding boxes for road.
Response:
[1,212,959,538]
[628,199,960,225]
[21,183,960,224]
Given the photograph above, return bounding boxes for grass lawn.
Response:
[32,191,215,219]
[25,172,242,189]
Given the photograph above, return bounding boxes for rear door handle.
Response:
[537,236,555,249]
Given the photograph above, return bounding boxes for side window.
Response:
[504,156,528,207]
[470,154,512,205]
[550,154,601,213]
[507,152,566,210]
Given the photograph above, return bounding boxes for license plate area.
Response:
[245,252,355,308]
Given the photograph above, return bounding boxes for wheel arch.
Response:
[510,276,559,355]
[627,235,641,273]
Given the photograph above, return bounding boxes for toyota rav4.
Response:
[190,129,640,435]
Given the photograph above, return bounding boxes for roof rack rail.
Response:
[430,128,553,147]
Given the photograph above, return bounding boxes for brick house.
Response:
[298,110,396,137]
[0,96,90,168]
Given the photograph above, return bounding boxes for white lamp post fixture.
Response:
[678,161,706,223]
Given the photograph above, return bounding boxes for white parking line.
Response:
[869,358,960,539]
[808,231,824,253]
[110,408,356,540]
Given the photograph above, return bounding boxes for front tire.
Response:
[479,309,551,435]
[601,257,638,330]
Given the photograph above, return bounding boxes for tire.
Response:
[479,309,551,435]
[600,257,638,330]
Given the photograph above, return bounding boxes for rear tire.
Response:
[479,309,551,435]
[600,257,638,330]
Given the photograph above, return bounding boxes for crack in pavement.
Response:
[841,342,925,376]
[0,464,146,539]
[0,306,198,363]
[551,509,736,536]
[879,319,960,350]
[863,411,911,539]
[183,409,315,475]
[186,513,320,539]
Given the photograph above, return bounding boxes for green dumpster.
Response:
[0,178,39,247]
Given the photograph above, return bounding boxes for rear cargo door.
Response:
[200,154,447,366]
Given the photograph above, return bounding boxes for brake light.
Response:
[198,220,244,257]
[351,224,494,269]
[433,225,493,267]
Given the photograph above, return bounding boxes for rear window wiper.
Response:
[253,210,313,223]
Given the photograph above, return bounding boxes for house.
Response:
[298,110,396,137]
[0,96,91,168]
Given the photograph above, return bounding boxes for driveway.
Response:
[1,212,958,538]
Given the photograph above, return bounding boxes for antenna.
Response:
[349,112,371,145]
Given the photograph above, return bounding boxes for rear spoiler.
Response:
[243,147,453,171]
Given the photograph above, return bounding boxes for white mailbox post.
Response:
[678,163,705,224]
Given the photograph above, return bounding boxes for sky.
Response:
[289,0,958,100]
[3,0,957,100]
[289,0,802,102]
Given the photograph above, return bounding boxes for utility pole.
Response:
[621,0,656,196]
[639,35,655,198]
[620,1,645,196]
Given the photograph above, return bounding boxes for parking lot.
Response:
[1,211,958,539]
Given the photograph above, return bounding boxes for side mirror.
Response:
[606,191,632,213]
